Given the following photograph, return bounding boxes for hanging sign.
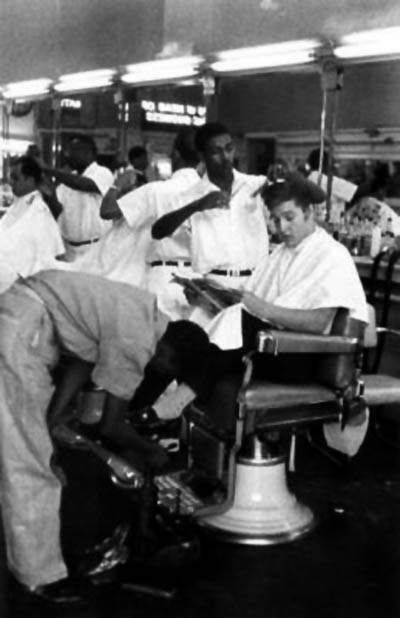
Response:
[141,100,206,128]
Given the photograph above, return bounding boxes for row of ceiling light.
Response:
[1,26,400,101]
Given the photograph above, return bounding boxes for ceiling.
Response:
[1,0,400,83]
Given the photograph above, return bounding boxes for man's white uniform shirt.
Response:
[118,167,200,319]
[177,169,269,279]
[207,226,368,350]
[309,171,357,224]
[0,190,65,293]
[71,168,199,299]
[56,162,114,259]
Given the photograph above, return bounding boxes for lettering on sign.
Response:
[141,100,206,126]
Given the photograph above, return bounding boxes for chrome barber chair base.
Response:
[196,457,315,546]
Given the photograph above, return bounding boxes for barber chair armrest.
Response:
[52,424,144,489]
[256,329,358,355]
[376,326,400,339]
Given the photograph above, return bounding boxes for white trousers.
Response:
[146,263,195,320]
[0,286,67,589]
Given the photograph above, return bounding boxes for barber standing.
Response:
[42,135,114,261]
[152,123,269,289]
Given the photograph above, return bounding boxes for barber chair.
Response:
[187,307,400,545]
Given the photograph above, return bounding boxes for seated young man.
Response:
[145,173,369,455]
[0,269,216,604]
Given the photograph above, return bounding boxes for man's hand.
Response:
[198,190,230,212]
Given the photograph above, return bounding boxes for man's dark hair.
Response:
[195,122,231,153]
[128,145,147,164]
[69,134,97,156]
[173,127,199,167]
[13,155,42,185]
[308,148,329,173]
[261,172,326,211]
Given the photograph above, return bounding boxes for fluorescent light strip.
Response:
[54,69,115,92]
[0,138,32,153]
[3,78,52,99]
[122,56,201,85]
[340,26,400,45]
[211,39,318,73]
[335,27,400,59]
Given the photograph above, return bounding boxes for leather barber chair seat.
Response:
[190,307,400,545]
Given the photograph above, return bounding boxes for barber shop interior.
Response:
[2,0,400,616]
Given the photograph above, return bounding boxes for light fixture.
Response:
[335,27,400,60]
[121,56,202,85]
[54,69,115,93]
[2,78,52,99]
[0,138,32,154]
[210,39,319,74]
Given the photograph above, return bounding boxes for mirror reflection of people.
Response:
[307,148,358,225]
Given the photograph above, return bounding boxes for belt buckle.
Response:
[230,269,240,277]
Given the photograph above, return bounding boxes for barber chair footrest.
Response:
[197,459,315,545]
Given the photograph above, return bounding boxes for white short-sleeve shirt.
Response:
[175,169,269,274]
[118,167,200,262]
[57,162,114,242]
[25,270,169,400]
[71,168,200,287]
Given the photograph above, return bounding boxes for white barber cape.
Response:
[56,162,114,260]
[207,226,369,457]
[0,190,65,293]
[208,226,368,349]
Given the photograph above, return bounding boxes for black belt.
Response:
[150,260,191,267]
[210,268,253,277]
[64,237,100,247]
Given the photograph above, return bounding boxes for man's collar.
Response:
[172,167,199,180]
[20,189,39,204]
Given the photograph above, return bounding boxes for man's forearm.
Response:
[100,187,123,219]
[48,358,94,428]
[151,200,201,239]
[44,168,100,193]
[242,293,336,334]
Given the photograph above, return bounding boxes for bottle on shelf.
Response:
[338,212,348,247]
[370,219,382,258]
[381,217,395,252]
[361,218,373,257]
[351,215,362,256]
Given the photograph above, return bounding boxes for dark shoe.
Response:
[130,407,180,437]
[32,576,92,605]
